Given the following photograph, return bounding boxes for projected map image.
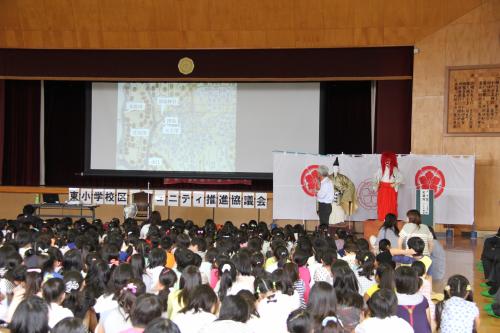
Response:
[116,83,237,171]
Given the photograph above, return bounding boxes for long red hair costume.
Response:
[377,152,399,220]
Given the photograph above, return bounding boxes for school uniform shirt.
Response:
[355,316,414,333]
[166,289,184,319]
[101,307,132,333]
[313,265,333,285]
[199,320,254,333]
[355,271,377,296]
[396,293,431,333]
[213,275,255,296]
[257,291,301,333]
[147,266,166,292]
[94,293,119,324]
[172,309,217,333]
[48,302,74,328]
[440,297,479,333]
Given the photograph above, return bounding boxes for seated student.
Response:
[355,289,413,333]
[172,285,218,333]
[427,227,445,286]
[395,266,431,333]
[341,241,358,271]
[393,237,432,273]
[313,250,335,285]
[412,261,434,325]
[42,278,74,328]
[355,251,377,296]
[199,295,253,333]
[122,294,163,333]
[376,239,394,266]
[167,265,201,319]
[481,228,500,296]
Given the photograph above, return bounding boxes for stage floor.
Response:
[442,237,499,332]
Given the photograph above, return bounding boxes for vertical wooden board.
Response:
[128,31,158,48]
[126,0,156,31]
[480,0,500,23]
[207,0,241,31]
[478,22,500,64]
[101,31,130,48]
[413,29,446,97]
[474,165,500,231]
[415,0,446,28]
[322,0,355,29]
[155,31,186,48]
[354,27,384,45]
[264,0,294,30]
[444,0,483,25]
[265,30,296,47]
[71,0,102,30]
[179,0,211,31]
[382,27,417,45]
[3,29,24,47]
[17,0,47,31]
[0,1,21,30]
[474,137,500,165]
[183,31,212,48]
[22,30,45,48]
[294,30,325,48]
[411,96,444,154]
[382,0,417,27]
[323,28,355,47]
[210,30,239,48]
[76,29,104,48]
[152,0,182,31]
[292,0,324,30]
[238,0,267,30]
[42,0,76,31]
[353,0,384,28]
[445,23,482,66]
[99,0,129,31]
[442,137,476,155]
[238,31,267,48]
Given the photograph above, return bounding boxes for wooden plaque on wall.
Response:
[445,65,500,136]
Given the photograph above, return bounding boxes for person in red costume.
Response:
[373,152,403,221]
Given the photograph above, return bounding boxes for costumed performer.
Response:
[328,157,358,224]
[373,152,403,221]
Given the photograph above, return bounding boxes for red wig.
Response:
[381,152,398,177]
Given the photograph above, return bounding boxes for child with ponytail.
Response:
[435,275,479,333]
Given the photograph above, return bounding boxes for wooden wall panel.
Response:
[412,0,500,231]
[0,0,487,48]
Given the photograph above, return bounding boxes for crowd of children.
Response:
[0,206,482,333]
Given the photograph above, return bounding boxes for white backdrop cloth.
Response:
[272,152,475,225]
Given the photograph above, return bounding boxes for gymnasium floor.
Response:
[441,236,499,332]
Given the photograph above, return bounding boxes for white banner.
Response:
[272,152,475,225]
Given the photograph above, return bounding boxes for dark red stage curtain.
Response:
[0,80,5,184]
[2,80,41,185]
[375,80,412,154]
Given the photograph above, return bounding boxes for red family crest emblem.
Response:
[357,179,377,210]
[300,165,319,197]
[415,165,446,198]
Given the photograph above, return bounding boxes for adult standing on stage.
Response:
[373,152,403,221]
[316,165,334,226]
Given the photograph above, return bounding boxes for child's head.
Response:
[52,318,87,333]
[130,294,162,328]
[378,239,391,252]
[395,266,419,295]
[293,248,309,268]
[411,261,426,278]
[144,318,180,333]
[158,267,177,290]
[148,248,166,269]
[319,250,336,267]
[375,263,395,289]
[181,284,218,314]
[343,241,357,255]
[218,295,249,323]
[407,237,425,256]
[287,309,312,333]
[356,251,375,278]
[368,288,398,319]
[444,274,473,301]
[237,289,258,317]
[217,261,236,300]
[307,282,337,319]
[42,278,66,304]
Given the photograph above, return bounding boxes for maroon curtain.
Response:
[375,80,412,154]
[2,80,41,185]
[0,80,5,184]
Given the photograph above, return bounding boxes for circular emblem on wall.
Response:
[415,165,446,198]
[300,165,319,197]
[356,179,378,210]
[178,57,195,75]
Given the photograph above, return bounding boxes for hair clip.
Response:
[364,255,369,261]
[221,264,231,273]
[322,316,341,327]
[27,268,41,273]
[124,283,137,294]
[444,285,451,292]
[466,284,472,291]
[65,281,80,293]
